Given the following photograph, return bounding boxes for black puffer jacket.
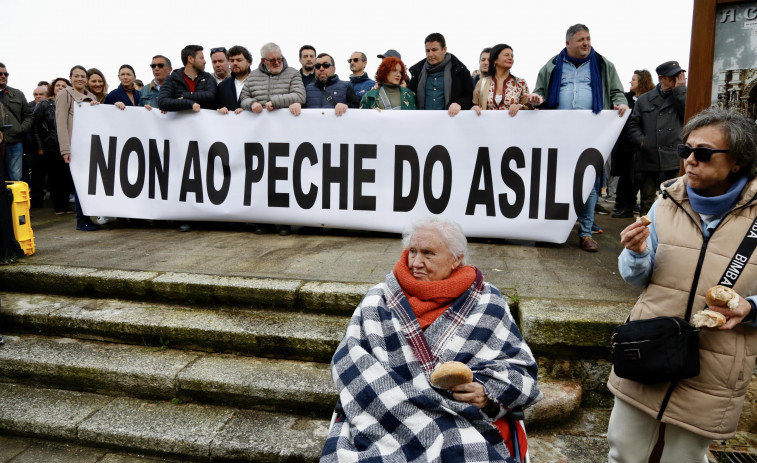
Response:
[158,68,217,111]
[407,53,473,110]
[31,99,59,152]
[627,84,686,172]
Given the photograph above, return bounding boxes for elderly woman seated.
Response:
[320,217,541,462]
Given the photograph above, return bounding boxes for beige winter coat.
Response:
[608,175,757,439]
[55,86,97,157]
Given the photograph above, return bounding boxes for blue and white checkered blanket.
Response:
[320,270,542,462]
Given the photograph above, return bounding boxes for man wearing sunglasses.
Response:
[0,62,33,182]
[627,60,687,215]
[301,53,360,116]
[347,52,375,100]
[139,55,173,110]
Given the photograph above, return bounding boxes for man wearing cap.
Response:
[378,49,401,60]
[627,60,686,214]
[347,52,375,99]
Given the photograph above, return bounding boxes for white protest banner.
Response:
[70,104,627,242]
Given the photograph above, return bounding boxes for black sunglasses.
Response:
[210,47,227,54]
[677,144,729,163]
[0,72,8,77]
[314,62,333,70]
[348,58,362,63]
[149,63,166,69]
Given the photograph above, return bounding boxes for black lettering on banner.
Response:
[393,145,420,212]
[424,145,452,214]
[179,141,203,203]
[88,135,117,196]
[148,139,170,200]
[529,148,542,219]
[322,143,348,210]
[293,142,318,209]
[573,148,604,215]
[353,144,377,211]
[206,142,231,205]
[119,137,145,199]
[243,143,264,206]
[465,148,495,216]
[499,146,525,218]
[545,148,569,220]
[268,142,289,208]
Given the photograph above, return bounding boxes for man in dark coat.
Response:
[407,33,474,116]
[302,53,360,116]
[627,60,687,215]
[216,45,252,113]
[158,44,217,113]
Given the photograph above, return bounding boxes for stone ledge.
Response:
[0,383,329,462]
[1,292,346,363]
[520,298,630,358]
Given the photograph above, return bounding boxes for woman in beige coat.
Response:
[610,107,757,462]
[55,65,100,231]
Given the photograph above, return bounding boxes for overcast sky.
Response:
[2,0,693,100]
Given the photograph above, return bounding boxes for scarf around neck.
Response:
[687,174,748,216]
[416,53,452,110]
[546,47,603,114]
[393,248,477,329]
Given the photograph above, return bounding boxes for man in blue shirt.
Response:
[531,24,628,252]
[139,55,172,110]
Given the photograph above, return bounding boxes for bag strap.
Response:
[319,86,338,108]
[716,214,757,288]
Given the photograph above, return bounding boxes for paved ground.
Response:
[18,199,640,304]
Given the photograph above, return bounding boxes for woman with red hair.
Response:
[360,57,416,110]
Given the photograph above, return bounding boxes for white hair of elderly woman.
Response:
[401,217,469,266]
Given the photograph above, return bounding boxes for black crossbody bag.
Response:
[611,214,757,384]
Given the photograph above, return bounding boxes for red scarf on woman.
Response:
[393,249,477,329]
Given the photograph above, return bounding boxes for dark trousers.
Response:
[31,148,73,212]
[639,170,678,215]
[614,172,638,213]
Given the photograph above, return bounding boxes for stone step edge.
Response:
[0,382,328,462]
[1,291,346,363]
[0,334,336,418]
[0,263,372,315]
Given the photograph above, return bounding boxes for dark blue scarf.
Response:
[687,175,748,217]
[546,47,603,114]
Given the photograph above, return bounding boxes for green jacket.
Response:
[360,85,416,110]
[0,86,33,143]
[532,52,626,110]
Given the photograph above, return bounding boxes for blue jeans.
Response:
[578,174,601,238]
[5,142,23,181]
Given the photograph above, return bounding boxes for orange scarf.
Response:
[393,248,477,329]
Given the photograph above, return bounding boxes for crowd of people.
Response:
[2,22,757,463]
[1,24,684,249]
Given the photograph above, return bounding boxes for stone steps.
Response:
[0,383,329,462]
[1,291,346,363]
[0,334,336,417]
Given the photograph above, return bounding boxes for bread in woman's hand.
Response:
[430,361,473,389]
[705,285,740,310]
[639,215,652,226]
[692,309,726,328]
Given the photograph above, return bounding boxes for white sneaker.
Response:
[96,216,115,225]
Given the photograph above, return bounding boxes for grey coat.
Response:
[627,84,686,172]
[239,60,305,110]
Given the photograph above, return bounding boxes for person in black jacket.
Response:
[407,33,474,116]
[158,44,217,112]
[627,61,687,215]
[31,78,74,214]
[217,45,252,114]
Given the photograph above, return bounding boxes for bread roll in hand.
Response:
[430,361,473,389]
[693,309,727,328]
[705,285,740,310]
